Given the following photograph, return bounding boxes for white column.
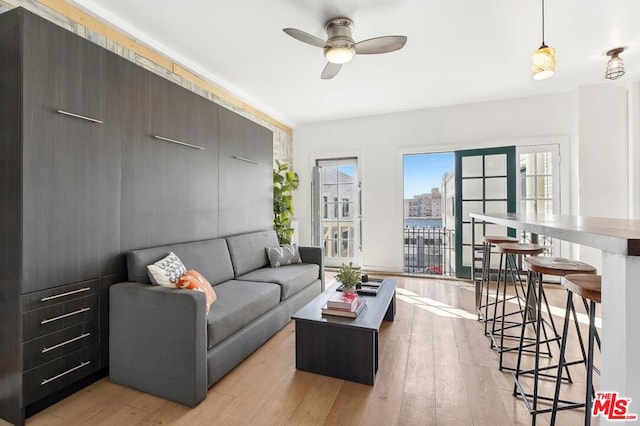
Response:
[601,251,640,422]
[628,81,640,219]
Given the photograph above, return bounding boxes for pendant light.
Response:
[531,0,556,80]
[605,47,625,80]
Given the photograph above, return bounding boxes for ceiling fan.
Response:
[283,17,407,79]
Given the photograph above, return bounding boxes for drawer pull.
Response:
[40,287,91,302]
[42,333,91,353]
[57,110,103,124]
[153,135,204,150]
[231,155,261,165]
[41,361,91,385]
[41,307,90,324]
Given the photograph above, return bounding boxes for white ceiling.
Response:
[69,0,640,126]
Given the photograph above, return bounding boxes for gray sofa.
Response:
[109,230,323,406]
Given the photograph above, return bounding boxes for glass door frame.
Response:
[516,144,561,257]
[313,157,361,268]
[454,146,517,279]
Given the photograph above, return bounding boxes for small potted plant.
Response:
[336,262,361,294]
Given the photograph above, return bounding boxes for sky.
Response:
[403,152,454,198]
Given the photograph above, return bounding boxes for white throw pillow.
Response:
[147,252,187,287]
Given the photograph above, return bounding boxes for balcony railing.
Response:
[403,226,455,276]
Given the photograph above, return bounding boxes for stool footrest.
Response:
[512,374,585,415]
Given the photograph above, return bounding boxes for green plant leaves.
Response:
[273,161,299,245]
[335,262,361,288]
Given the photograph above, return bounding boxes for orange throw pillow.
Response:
[177,270,217,314]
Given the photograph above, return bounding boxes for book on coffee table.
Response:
[327,291,358,310]
[321,296,366,318]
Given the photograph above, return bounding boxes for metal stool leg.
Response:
[481,242,492,332]
[550,291,574,425]
[513,270,535,397]
[585,299,597,426]
[549,291,596,425]
[490,252,505,349]
[513,272,577,422]
[495,254,541,371]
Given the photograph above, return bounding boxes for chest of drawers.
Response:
[22,280,100,405]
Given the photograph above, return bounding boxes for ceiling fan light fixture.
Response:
[532,44,556,80]
[605,47,625,80]
[324,45,355,64]
[283,16,407,79]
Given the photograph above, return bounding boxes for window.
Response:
[342,198,350,217]
[333,197,339,219]
[520,152,553,214]
[323,196,328,219]
[517,146,560,257]
[341,229,350,256]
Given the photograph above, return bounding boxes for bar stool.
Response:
[512,257,597,424]
[491,242,544,371]
[478,235,519,334]
[550,274,601,426]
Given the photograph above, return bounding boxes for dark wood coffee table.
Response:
[291,278,396,385]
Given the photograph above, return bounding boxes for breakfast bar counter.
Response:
[470,212,640,418]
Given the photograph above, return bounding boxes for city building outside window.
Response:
[323,196,328,219]
[342,198,349,217]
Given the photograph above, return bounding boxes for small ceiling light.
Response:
[324,46,355,64]
[531,0,556,80]
[605,47,625,80]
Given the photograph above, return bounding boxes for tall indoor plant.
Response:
[273,160,299,244]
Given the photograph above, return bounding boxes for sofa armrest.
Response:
[298,245,325,291]
[109,282,207,407]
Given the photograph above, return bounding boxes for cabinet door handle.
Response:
[57,110,103,124]
[41,287,91,302]
[42,333,91,353]
[41,307,90,324]
[41,361,91,385]
[232,155,261,165]
[153,135,204,150]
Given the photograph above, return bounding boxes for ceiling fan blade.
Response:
[283,28,326,48]
[354,35,407,54]
[321,62,342,79]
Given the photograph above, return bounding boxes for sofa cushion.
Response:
[266,244,302,268]
[226,230,279,277]
[206,280,281,348]
[238,264,319,300]
[177,270,217,314]
[147,252,187,287]
[127,238,234,285]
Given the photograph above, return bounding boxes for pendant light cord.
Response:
[541,0,546,45]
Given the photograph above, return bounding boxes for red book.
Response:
[327,291,358,310]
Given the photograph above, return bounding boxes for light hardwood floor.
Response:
[27,275,600,425]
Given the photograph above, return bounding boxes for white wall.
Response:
[629,80,640,219]
[293,92,577,272]
[574,84,629,270]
